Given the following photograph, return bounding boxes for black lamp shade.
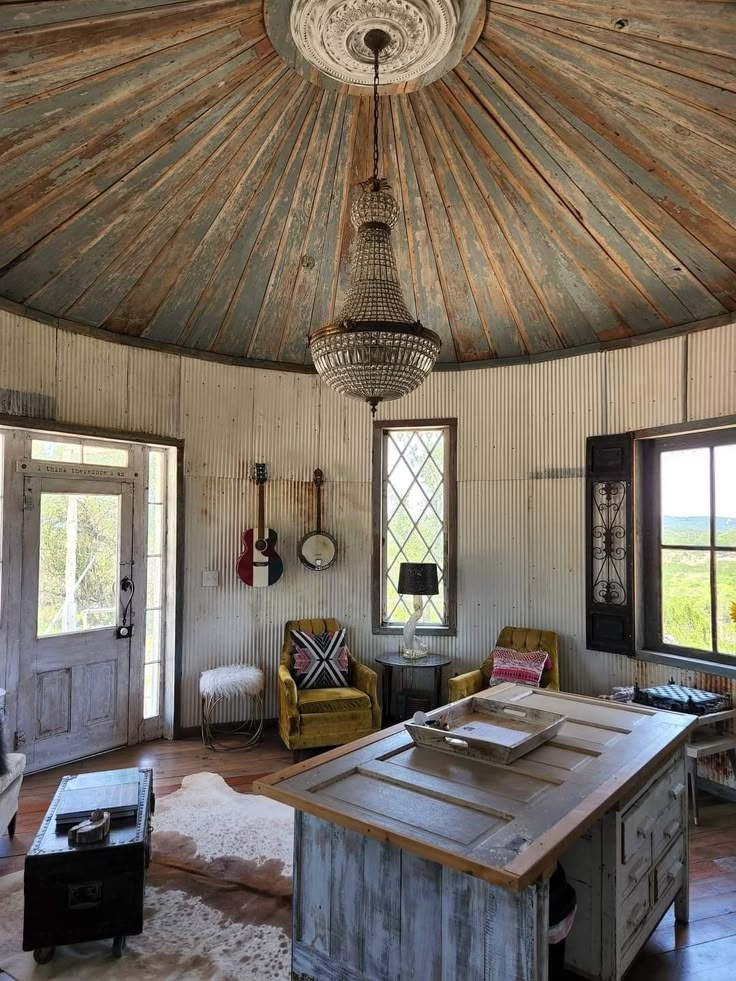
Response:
[398,562,439,596]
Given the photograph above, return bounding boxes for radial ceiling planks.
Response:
[0,0,734,368]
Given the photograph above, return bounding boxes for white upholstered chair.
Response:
[0,752,25,836]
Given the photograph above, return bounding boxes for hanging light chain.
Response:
[372,43,380,190]
[308,26,441,414]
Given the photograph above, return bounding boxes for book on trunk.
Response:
[54,769,141,826]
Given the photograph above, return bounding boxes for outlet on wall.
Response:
[202,570,219,587]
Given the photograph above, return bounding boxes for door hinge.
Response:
[14,729,26,750]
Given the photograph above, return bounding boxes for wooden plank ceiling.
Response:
[0,0,734,367]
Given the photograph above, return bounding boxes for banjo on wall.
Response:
[237,464,284,587]
[298,469,337,572]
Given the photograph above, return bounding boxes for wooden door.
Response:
[17,476,134,771]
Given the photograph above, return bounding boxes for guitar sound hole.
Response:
[255,539,267,552]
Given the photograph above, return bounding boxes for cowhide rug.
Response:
[0,772,294,980]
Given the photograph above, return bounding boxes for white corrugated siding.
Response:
[528,354,604,473]
[605,336,685,432]
[0,309,57,416]
[56,331,130,430]
[127,345,182,439]
[3,308,736,790]
[688,321,736,421]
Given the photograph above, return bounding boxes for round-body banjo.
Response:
[298,469,337,572]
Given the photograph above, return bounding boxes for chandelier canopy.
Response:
[309,29,441,414]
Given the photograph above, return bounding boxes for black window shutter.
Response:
[585,433,635,655]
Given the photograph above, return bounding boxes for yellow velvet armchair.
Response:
[278,617,382,752]
[448,626,560,702]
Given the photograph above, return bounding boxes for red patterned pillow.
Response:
[291,629,350,690]
[489,647,552,687]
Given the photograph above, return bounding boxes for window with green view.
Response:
[643,430,736,662]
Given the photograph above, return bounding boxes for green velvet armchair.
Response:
[278,617,382,753]
[448,626,560,702]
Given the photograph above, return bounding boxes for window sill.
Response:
[372,625,456,638]
[636,648,736,681]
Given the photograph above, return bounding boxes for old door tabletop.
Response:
[255,684,695,891]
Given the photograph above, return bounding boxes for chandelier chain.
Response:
[308,27,441,413]
[373,45,380,190]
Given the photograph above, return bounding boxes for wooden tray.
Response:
[404,695,567,764]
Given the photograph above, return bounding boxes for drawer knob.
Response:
[629,857,650,884]
[670,782,686,800]
[664,819,680,839]
[638,816,655,837]
[667,860,683,882]
[628,902,648,930]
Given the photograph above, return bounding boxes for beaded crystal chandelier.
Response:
[309,29,441,415]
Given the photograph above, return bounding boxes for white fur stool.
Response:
[199,664,264,750]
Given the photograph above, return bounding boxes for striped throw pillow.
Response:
[490,647,552,687]
[291,629,350,690]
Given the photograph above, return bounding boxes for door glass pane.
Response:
[145,608,161,664]
[147,503,162,554]
[715,444,736,547]
[716,552,736,655]
[661,448,710,546]
[661,548,711,650]
[31,439,128,467]
[38,493,121,637]
[82,445,129,467]
[146,556,162,608]
[32,439,82,463]
[143,662,160,720]
[148,450,164,504]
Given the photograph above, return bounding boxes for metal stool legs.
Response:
[200,690,264,751]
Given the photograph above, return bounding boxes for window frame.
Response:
[371,418,457,637]
[640,426,736,667]
[142,447,167,722]
[28,433,132,468]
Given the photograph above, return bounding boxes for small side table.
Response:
[375,652,451,726]
[687,708,736,825]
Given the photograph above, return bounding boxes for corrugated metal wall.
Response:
[1,311,736,789]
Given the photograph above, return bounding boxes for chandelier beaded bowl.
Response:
[309,29,441,414]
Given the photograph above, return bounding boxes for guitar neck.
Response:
[257,482,265,540]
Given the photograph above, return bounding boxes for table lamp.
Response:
[398,562,439,660]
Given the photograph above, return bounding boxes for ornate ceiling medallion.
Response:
[290,0,459,87]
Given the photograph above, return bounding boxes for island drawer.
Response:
[621,873,651,949]
[655,835,685,904]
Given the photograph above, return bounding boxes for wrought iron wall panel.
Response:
[585,434,635,655]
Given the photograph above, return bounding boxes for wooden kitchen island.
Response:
[255,684,694,981]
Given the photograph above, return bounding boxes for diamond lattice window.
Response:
[381,426,449,627]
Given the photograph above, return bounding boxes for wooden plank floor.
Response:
[1,734,735,979]
[0,730,293,876]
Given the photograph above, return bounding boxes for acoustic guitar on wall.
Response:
[237,464,283,587]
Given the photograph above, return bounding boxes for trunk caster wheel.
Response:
[112,936,127,957]
[33,947,55,964]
